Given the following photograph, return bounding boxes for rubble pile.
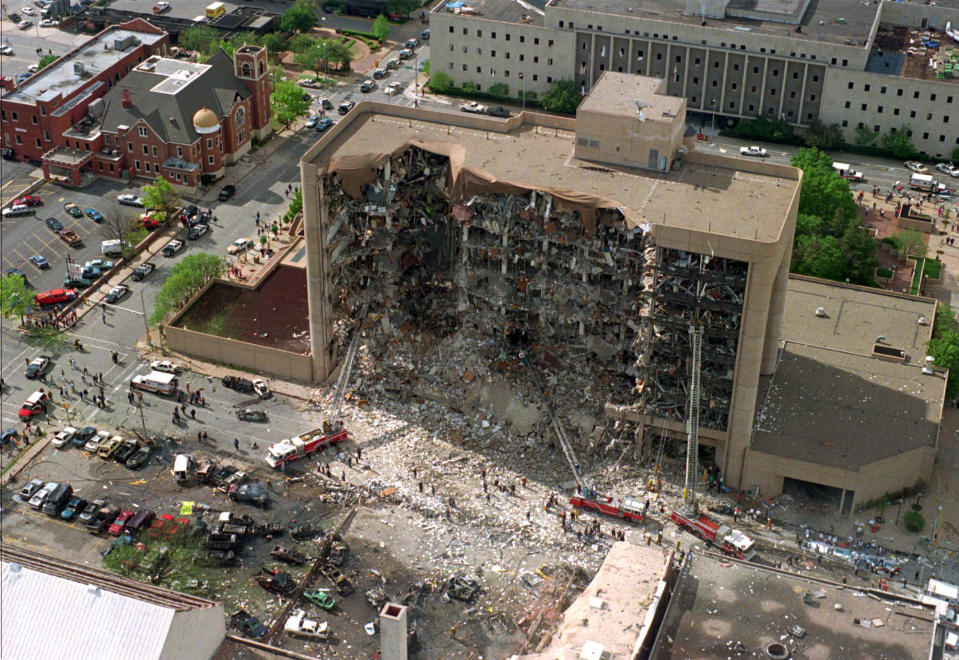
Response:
[321,145,747,450]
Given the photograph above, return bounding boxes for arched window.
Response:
[241,62,251,77]
[258,60,265,75]
[235,106,246,129]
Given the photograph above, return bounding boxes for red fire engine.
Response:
[569,490,645,523]
[265,423,347,468]
[670,510,756,560]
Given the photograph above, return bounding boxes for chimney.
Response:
[1,77,15,92]
[122,89,132,109]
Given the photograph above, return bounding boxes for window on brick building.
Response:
[138,127,147,137]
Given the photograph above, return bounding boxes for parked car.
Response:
[285,610,329,640]
[126,446,152,469]
[85,208,103,222]
[64,202,82,217]
[17,478,45,502]
[109,510,135,535]
[461,101,486,114]
[116,194,144,207]
[905,161,928,173]
[105,284,129,304]
[399,48,413,60]
[305,115,321,128]
[227,238,253,255]
[78,499,106,524]
[150,360,179,374]
[231,611,268,640]
[18,390,49,419]
[372,67,387,79]
[360,79,376,93]
[303,588,336,610]
[936,163,959,178]
[187,223,209,240]
[0,44,13,54]
[28,482,58,509]
[405,38,419,49]
[236,408,268,422]
[386,58,400,71]
[98,435,124,459]
[44,217,63,231]
[218,185,236,201]
[15,195,41,206]
[316,117,333,132]
[739,145,768,157]
[58,230,82,247]
[85,430,110,453]
[34,288,77,306]
[86,504,121,533]
[162,239,184,256]
[25,355,50,379]
[52,426,77,449]
[228,481,270,508]
[123,508,155,534]
[114,439,139,463]
[29,255,48,269]
[42,483,73,516]
[63,276,93,289]
[61,495,87,521]
[256,568,296,594]
[270,545,307,564]
[420,29,430,40]
[338,100,355,115]
[3,204,34,218]
[132,262,156,281]
[487,106,510,118]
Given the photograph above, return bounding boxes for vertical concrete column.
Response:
[379,603,408,660]
[761,246,791,375]
[723,257,776,488]
[302,161,331,382]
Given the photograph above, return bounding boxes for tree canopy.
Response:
[386,0,420,15]
[270,78,311,127]
[38,54,58,70]
[280,0,315,33]
[540,80,582,114]
[928,303,959,399]
[788,147,877,285]
[142,176,179,216]
[1,273,34,321]
[881,126,919,160]
[179,25,217,52]
[149,253,225,325]
[429,71,453,94]
[801,120,844,151]
[372,14,391,41]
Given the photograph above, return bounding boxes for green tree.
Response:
[295,43,326,78]
[854,124,877,146]
[179,25,217,52]
[38,53,58,70]
[372,14,391,41]
[150,253,225,325]
[794,212,823,237]
[928,303,959,399]
[280,0,315,33]
[801,120,844,151]
[729,117,797,144]
[429,71,454,94]
[953,146,959,164]
[270,78,311,127]
[934,302,959,337]
[288,33,315,53]
[142,176,179,216]
[840,224,879,285]
[258,32,287,54]
[881,126,918,159]
[385,0,420,15]
[326,39,353,70]
[790,148,857,231]
[1,273,34,322]
[488,82,509,98]
[792,235,847,281]
[903,510,925,533]
[541,80,582,114]
[894,229,926,257]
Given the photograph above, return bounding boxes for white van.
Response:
[2,204,34,218]
[910,173,936,191]
[131,371,178,395]
[101,239,123,257]
[173,454,194,483]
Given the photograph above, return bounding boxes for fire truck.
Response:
[569,491,645,523]
[264,297,368,470]
[669,510,756,560]
[265,422,348,469]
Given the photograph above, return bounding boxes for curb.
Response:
[1,176,48,209]
[1,434,52,487]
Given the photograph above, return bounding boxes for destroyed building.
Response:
[299,73,800,490]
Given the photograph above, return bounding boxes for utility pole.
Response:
[520,72,526,112]
[140,290,151,346]
[683,321,704,516]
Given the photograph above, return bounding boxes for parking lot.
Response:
[1,178,150,293]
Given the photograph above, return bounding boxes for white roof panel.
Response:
[1,561,175,660]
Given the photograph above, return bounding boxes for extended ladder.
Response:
[683,321,704,515]
[331,298,369,421]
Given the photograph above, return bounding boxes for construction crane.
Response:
[683,321,704,516]
[521,351,647,524]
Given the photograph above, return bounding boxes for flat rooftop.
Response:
[871,24,959,85]
[652,552,936,659]
[547,0,886,47]
[579,72,684,122]
[304,105,797,242]
[751,277,943,471]
[433,0,546,27]
[518,542,668,660]
[3,28,166,104]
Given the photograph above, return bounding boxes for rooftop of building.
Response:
[651,551,936,659]
[869,24,959,85]
[1,542,221,659]
[578,72,684,122]
[546,0,888,47]
[517,542,670,660]
[751,276,944,471]
[303,104,798,243]
[433,0,546,26]
[99,50,251,144]
[2,26,166,105]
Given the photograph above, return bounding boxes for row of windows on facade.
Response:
[450,63,544,82]
[93,159,193,184]
[847,82,954,104]
[577,51,824,85]
[556,20,850,64]
[449,25,554,47]
[450,45,554,66]
[848,122,958,144]
[4,129,246,154]
[843,100,953,124]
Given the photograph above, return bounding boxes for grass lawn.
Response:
[909,257,943,294]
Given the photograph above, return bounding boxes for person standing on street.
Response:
[233,438,239,450]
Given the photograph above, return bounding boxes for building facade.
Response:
[1,20,271,189]
[430,0,959,159]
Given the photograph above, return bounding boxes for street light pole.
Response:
[521,72,526,112]
[140,290,152,346]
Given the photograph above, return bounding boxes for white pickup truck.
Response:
[739,145,768,157]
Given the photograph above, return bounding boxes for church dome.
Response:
[192,107,219,134]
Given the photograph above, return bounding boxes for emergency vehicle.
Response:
[670,510,756,560]
[265,423,347,468]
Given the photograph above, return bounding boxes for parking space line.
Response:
[0,345,36,378]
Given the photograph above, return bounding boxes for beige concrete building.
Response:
[430,0,959,159]
[300,75,799,490]
[746,275,946,513]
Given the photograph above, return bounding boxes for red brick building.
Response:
[1,19,272,189]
